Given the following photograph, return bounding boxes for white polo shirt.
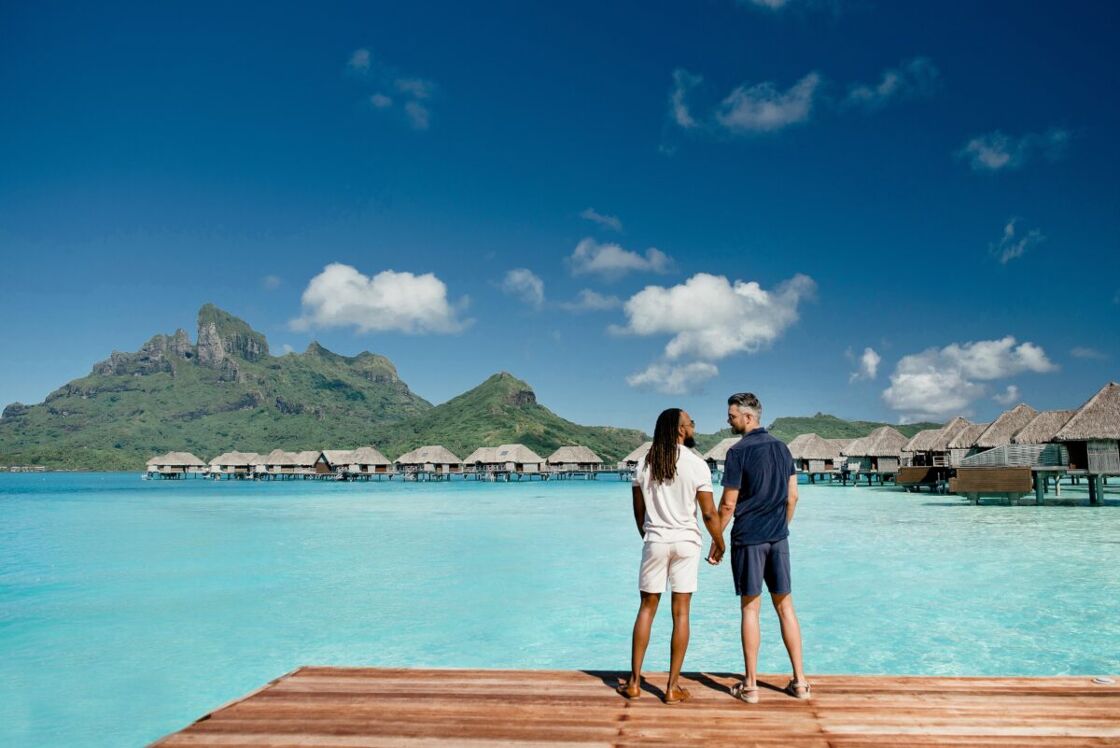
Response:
[632,445,714,547]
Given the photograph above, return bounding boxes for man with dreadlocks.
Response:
[618,408,723,705]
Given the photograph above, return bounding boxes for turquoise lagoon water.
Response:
[2,473,1118,746]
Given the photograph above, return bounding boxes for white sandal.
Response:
[785,679,812,699]
[730,681,759,704]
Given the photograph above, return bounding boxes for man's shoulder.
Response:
[681,449,710,472]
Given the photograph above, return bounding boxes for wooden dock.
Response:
[154,667,1120,746]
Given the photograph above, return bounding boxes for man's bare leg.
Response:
[666,592,691,695]
[624,591,660,694]
[771,593,807,689]
[739,594,762,687]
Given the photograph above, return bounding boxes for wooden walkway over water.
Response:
[154,667,1120,747]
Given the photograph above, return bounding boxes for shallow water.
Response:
[1,473,1118,746]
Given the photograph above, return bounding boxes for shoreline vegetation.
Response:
[0,304,939,472]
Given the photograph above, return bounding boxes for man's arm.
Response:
[697,489,721,551]
[707,486,738,564]
[631,485,646,538]
[717,486,739,533]
[786,474,799,525]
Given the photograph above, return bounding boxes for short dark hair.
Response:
[728,392,762,415]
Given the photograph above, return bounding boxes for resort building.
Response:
[619,441,652,471]
[1053,381,1120,475]
[546,446,603,473]
[207,451,259,479]
[463,444,546,475]
[146,452,207,479]
[1011,410,1076,445]
[703,437,741,473]
[842,426,908,475]
[394,446,463,476]
[946,422,990,467]
[253,450,302,477]
[318,447,393,476]
[974,404,1038,450]
[787,433,843,474]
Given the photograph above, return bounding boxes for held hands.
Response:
[707,540,725,565]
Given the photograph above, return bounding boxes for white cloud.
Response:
[560,289,622,312]
[501,268,545,309]
[991,218,1044,264]
[993,384,1021,405]
[291,263,468,334]
[669,69,702,129]
[348,48,371,72]
[715,72,820,134]
[395,78,434,100]
[882,336,1057,419]
[580,207,623,232]
[850,346,881,382]
[615,272,815,361]
[627,362,720,395]
[261,275,282,290]
[1070,346,1107,360]
[845,58,939,109]
[280,343,294,355]
[403,101,430,130]
[370,93,393,109]
[958,128,1070,172]
[568,238,672,279]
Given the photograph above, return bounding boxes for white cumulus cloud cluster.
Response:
[991,218,1044,264]
[501,268,545,309]
[957,128,1070,172]
[618,273,815,394]
[882,336,1057,419]
[291,263,468,334]
[568,238,672,279]
[845,58,939,109]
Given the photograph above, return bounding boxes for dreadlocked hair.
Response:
[646,408,682,484]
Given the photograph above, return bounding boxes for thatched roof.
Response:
[785,434,813,460]
[928,417,972,451]
[253,449,301,466]
[621,441,653,464]
[840,436,868,457]
[208,451,259,467]
[828,438,853,451]
[547,446,603,464]
[792,433,843,460]
[147,451,206,467]
[463,444,545,464]
[853,426,909,457]
[395,445,462,464]
[293,450,321,466]
[1012,410,1075,445]
[703,437,742,462]
[903,429,942,453]
[947,422,989,449]
[1054,382,1120,441]
[975,404,1038,448]
[345,446,391,466]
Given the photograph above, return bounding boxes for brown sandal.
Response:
[663,686,692,705]
[617,681,641,699]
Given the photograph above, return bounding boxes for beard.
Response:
[683,436,696,448]
[730,423,746,435]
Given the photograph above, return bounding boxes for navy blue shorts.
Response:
[731,538,791,597]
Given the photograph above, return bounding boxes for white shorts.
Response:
[639,541,700,594]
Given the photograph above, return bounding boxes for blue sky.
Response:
[1,0,1117,433]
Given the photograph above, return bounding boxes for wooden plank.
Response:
[154,668,1120,747]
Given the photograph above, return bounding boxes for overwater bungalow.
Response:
[703,437,741,473]
[253,449,302,478]
[1053,382,1120,482]
[788,433,843,474]
[145,452,206,479]
[947,422,990,467]
[318,447,393,477]
[618,441,652,471]
[463,444,546,476]
[546,446,603,473]
[842,426,908,477]
[207,451,259,479]
[1011,410,1076,445]
[394,445,463,477]
[974,404,1038,450]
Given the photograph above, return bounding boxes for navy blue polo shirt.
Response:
[720,428,796,546]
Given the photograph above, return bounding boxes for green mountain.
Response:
[0,305,646,469]
[694,413,941,453]
[382,372,646,464]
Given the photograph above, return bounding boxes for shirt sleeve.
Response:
[721,447,742,489]
[694,458,713,493]
[631,461,643,487]
[785,444,796,476]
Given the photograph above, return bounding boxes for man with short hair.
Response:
[708,392,810,703]
[620,408,724,705]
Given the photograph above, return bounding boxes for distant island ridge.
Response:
[0,304,940,471]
